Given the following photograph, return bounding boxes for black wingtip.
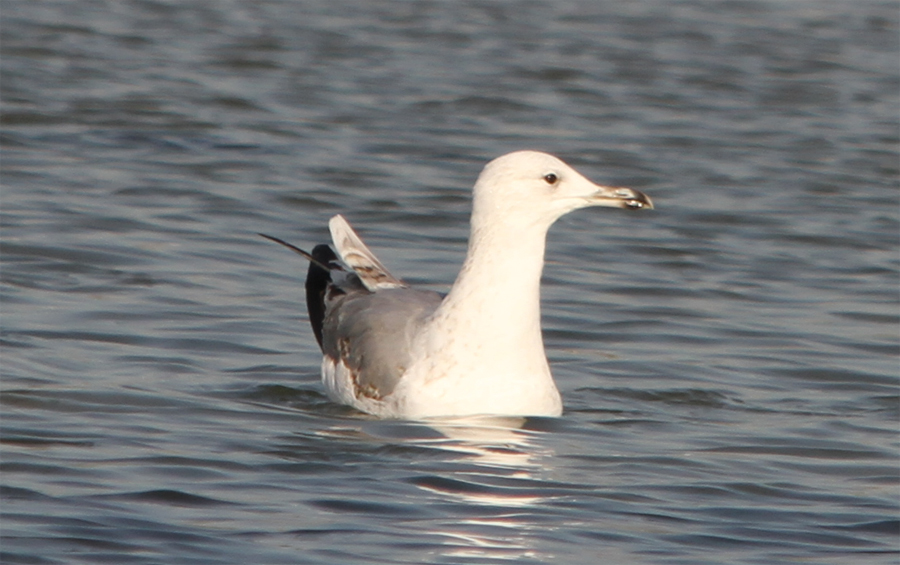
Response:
[259,233,338,350]
[305,244,339,349]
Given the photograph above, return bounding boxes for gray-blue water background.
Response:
[2,1,898,564]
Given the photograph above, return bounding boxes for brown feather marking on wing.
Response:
[338,337,384,401]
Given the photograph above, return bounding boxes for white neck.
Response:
[426,211,552,369]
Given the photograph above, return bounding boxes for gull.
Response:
[261,151,652,419]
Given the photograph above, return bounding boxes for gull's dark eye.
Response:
[543,173,559,185]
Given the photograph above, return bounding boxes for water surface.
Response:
[2,1,898,563]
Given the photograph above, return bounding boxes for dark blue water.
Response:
[2,1,898,563]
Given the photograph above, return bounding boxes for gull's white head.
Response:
[471,150,653,230]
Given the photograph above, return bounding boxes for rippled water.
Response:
[2,1,898,563]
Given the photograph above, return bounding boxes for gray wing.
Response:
[322,287,443,399]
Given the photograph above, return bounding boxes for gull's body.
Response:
[264,151,652,419]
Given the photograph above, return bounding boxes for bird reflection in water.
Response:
[316,415,559,561]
